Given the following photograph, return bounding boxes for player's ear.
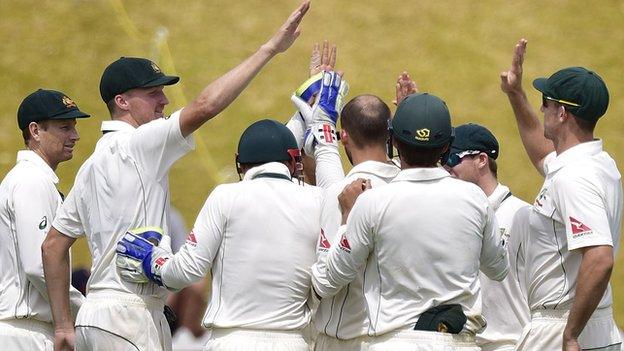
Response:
[114,94,130,112]
[28,122,41,142]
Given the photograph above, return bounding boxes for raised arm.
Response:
[500,39,553,175]
[179,1,310,137]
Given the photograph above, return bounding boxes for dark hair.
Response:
[487,156,498,178]
[21,120,50,146]
[394,137,446,167]
[572,114,597,133]
[106,99,117,116]
[340,95,391,148]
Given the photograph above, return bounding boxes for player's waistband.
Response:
[530,306,613,321]
[208,327,306,339]
[0,318,54,336]
[376,328,476,345]
[85,290,165,309]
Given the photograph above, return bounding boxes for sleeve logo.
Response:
[339,233,351,253]
[569,216,593,237]
[318,229,331,252]
[185,231,198,247]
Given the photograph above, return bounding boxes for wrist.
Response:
[259,43,277,58]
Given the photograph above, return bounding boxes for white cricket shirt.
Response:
[312,167,508,336]
[477,183,530,348]
[52,111,194,298]
[313,160,400,339]
[0,151,84,323]
[161,162,323,330]
[521,140,622,311]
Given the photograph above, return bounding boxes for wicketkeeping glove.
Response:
[116,228,172,286]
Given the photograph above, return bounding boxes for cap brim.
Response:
[141,75,180,88]
[52,108,91,120]
[532,78,548,93]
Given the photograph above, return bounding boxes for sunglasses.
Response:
[446,150,482,168]
[542,95,581,108]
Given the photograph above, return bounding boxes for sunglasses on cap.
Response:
[446,150,482,168]
[542,95,581,108]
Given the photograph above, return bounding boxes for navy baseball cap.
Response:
[237,119,299,164]
[446,123,499,168]
[99,57,180,103]
[17,89,90,130]
[391,93,453,148]
[532,67,609,122]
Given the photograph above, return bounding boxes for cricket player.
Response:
[445,123,530,350]
[41,3,311,350]
[500,39,622,350]
[116,119,323,351]
[312,92,508,350]
[0,89,89,350]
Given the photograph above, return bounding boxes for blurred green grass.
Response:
[1,0,623,325]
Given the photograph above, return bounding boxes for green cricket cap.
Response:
[391,93,453,148]
[533,67,609,122]
[237,119,299,164]
[17,89,90,130]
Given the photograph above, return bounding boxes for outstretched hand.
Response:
[393,71,418,106]
[265,1,311,55]
[500,39,527,95]
[310,40,337,77]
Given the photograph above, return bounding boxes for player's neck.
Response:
[478,172,498,197]
[30,146,59,171]
[349,146,389,166]
[553,130,594,155]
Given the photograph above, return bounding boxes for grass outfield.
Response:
[1,0,623,324]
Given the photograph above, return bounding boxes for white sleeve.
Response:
[161,186,226,290]
[507,206,531,304]
[128,110,195,181]
[314,145,345,189]
[285,111,306,149]
[312,194,374,298]
[52,182,85,238]
[554,174,613,250]
[479,205,508,281]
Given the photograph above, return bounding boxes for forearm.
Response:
[314,145,345,189]
[42,229,75,330]
[180,45,276,136]
[564,246,613,339]
[506,90,553,173]
[161,245,211,291]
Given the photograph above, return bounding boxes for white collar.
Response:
[488,183,511,212]
[347,160,401,180]
[16,150,59,184]
[243,162,292,181]
[545,139,603,174]
[391,167,449,183]
[101,120,136,133]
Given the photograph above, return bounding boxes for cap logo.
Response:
[150,61,162,73]
[62,96,77,108]
[415,128,430,141]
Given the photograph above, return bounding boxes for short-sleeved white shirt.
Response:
[0,151,84,322]
[312,167,508,336]
[161,162,323,330]
[53,111,194,298]
[523,140,622,311]
[477,183,530,348]
[313,160,399,339]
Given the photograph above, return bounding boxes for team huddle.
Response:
[0,2,621,351]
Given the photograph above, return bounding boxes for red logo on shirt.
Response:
[318,229,331,251]
[569,217,592,237]
[186,231,197,247]
[339,233,351,253]
[155,257,168,267]
[322,124,336,144]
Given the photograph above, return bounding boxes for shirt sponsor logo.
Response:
[186,231,197,247]
[570,216,593,237]
[39,216,47,230]
[318,229,331,251]
[339,233,351,253]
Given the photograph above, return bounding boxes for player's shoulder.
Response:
[443,176,488,200]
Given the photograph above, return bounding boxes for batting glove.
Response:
[116,229,171,287]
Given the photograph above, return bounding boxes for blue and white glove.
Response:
[115,227,171,286]
[291,71,349,155]
[286,73,323,149]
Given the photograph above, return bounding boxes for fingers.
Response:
[309,42,321,76]
[511,38,527,73]
[328,44,337,69]
[286,1,310,30]
[321,40,329,69]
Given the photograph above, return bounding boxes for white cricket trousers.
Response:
[367,328,479,351]
[0,318,54,351]
[74,291,171,351]
[314,332,370,351]
[515,307,621,351]
[202,328,310,351]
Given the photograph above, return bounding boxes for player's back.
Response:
[202,169,322,330]
[357,168,502,335]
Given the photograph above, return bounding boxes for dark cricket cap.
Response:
[391,93,453,148]
[532,67,609,122]
[17,89,90,130]
[237,119,299,164]
[446,123,499,167]
[99,57,180,103]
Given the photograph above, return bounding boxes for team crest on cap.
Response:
[569,216,592,237]
[415,128,430,141]
[62,96,76,108]
[150,61,162,73]
[318,229,331,252]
